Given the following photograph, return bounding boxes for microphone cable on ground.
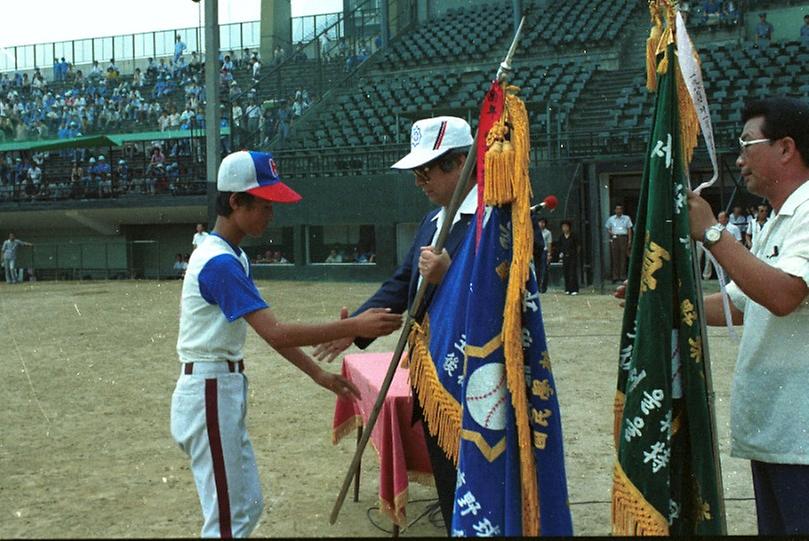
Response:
[365,498,443,534]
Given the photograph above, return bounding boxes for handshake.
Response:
[313,306,403,363]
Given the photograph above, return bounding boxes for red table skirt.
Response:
[332,352,433,525]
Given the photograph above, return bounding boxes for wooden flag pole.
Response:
[329,17,525,526]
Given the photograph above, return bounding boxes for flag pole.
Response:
[690,245,728,534]
[329,17,525,526]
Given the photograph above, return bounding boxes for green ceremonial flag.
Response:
[611,38,725,536]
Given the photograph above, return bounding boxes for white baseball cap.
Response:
[217,150,302,204]
[390,116,473,170]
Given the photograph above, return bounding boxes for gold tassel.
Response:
[646,1,664,92]
[612,461,670,535]
[676,49,701,167]
[407,316,463,464]
[483,121,514,205]
[497,85,540,536]
[655,2,677,77]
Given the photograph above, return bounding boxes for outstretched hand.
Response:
[315,369,361,400]
[313,306,354,363]
[353,307,403,338]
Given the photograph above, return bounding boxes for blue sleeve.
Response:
[198,254,269,321]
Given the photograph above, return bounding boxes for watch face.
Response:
[706,228,721,243]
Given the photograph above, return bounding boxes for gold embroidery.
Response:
[681,299,696,327]
[640,232,671,293]
[532,408,552,427]
[465,334,502,359]
[532,379,555,400]
[533,431,548,449]
[688,336,702,363]
[495,261,510,281]
[460,430,506,462]
[540,350,552,370]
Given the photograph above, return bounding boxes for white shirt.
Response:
[728,212,749,234]
[725,221,742,242]
[725,180,809,464]
[749,218,768,244]
[177,235,253,363]
[429,185,481,247]
[192,231,209,248]
[605,214,633,235]
[419,186,483,290]
[541,228,552,251]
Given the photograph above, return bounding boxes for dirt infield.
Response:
[0,279,755,537]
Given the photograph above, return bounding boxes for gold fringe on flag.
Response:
[612,461,670,536]
[613,390,626,449]
[646,0,664,92]
[484,83,540,536]
[407,316,463,464]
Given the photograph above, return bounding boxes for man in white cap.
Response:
[170,150,402,538]
[313,116,475,534]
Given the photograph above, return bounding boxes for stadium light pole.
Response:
[204,0,221,227]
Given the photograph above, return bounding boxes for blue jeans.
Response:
[4,257,16,283]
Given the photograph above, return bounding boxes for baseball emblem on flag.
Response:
[465,363,507,431]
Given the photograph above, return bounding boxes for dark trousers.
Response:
[412,395,456,536]
[610,235,629,281]
[562,255,578,293]
[538,250,549,293]
[751,460,809,535]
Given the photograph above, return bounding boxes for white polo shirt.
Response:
[725,179,809,464]
[605,214,633,235]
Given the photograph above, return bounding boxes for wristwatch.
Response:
[702,223,725,248]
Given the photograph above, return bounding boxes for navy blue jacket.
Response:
[353,208,473,348]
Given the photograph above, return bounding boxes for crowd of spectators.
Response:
[322,245,375,264]
[681,1,740,27]
[0,140,207,202]
[254,249,291,264]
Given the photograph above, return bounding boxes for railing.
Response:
[0,9,348,75]
[0,21,259,74]
[0,178,207,204]
[226,0,398,153]
[271,120,745,177]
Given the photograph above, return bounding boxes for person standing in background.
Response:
[537,217,553,293]
[192,223,209,251]
[605,204,633,283]
[2,232,32,284]
[557,220,580,295]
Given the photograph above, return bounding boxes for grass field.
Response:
[0,279,756,537]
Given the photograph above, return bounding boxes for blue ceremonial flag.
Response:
[408,82,572,536]
[451,206,572,536]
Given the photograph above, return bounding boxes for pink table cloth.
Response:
[332,352,433,525]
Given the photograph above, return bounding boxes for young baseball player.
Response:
[170,150,402,538]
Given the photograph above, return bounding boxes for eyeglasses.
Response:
[412,164,431,183]
[738,137,771,154]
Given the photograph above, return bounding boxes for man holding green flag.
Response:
[612,1,724,535]
[688,97,809,535]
